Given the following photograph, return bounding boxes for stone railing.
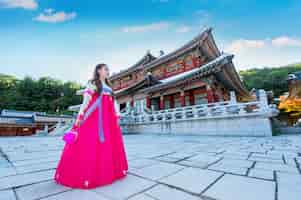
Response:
[119,89,279,125]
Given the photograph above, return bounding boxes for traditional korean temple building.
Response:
[109,28,253,112]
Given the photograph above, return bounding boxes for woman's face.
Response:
[98,65,110,79]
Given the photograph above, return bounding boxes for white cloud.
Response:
[226,39,266,54]
[34,9,77,23]
[271,36,301,47]
[226,36,301,55]
[0,0,37,10]
[176,26,191,33]
[224,36,301,70]
[122,22,170,33]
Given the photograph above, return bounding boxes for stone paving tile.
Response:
[15,161,57,174]
[296,157,301,165]
[208,163,248,175]
[203,174,275,200]
[144,184,202,200]
[0,167,17,178]
[15,180,71,200]
[158,167,223,194]
[283,152,299,158]
[277,172,301,200]
[186,153,222,165]
[215,158,254,168]
[221,153,249,160]
[177,160,209,168]
[204,147,225,154]
[285,159,298,167]
[248,168,274,180]
[0,169,55,190]
[222,150,250,156]
[91,174,156,199]
[242,148,267,154]
[0,162,12,168]
[252,153,283,160]
[41,189,110,200]
[248,156,284,164]
[128,193,156,200]
[248,154,285,164]
[207,158,252,175]
[12,157,59,167]
[255,162,299,174]
[0,189,16,200]
[128,158,160,169]
[155,156,182,162]
[166,151,198,159]
[130,162,185,181]
[5,151,60,162]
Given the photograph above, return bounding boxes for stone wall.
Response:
[121,114,273,137]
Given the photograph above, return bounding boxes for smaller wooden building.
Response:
[0,110,73,136]
[0,115,36,136]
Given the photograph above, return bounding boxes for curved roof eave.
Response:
[109,27,218,81]
[109,51,157,80]
[140,53,233,93]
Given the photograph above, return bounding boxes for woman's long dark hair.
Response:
[88,63,115,97]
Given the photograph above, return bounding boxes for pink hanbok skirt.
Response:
[54,93,128,189]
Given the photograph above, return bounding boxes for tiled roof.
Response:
[142,28,214,72]
[115,74,161,96]
[109,27,216,81]
[109,51,157,80]
[140,53,233,93]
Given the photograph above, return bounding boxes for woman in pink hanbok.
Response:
[54,63,128,189]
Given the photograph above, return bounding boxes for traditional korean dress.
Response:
[54,80,128,189]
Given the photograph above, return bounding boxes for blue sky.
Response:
[0,0,300,84]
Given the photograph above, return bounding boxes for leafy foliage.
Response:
[239,63,301,97]
[0,74,83,115]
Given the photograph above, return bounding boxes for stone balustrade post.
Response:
[229,91,237,104]
[258,89,269,112]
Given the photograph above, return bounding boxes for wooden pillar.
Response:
[180,91,186,107]
[189,90,195,105]
[206,85,214,103]
[130,99,134,107]
[159,96,164,110]
[170,95,175,108]
[213,89,220,102]
[146,96,151,109]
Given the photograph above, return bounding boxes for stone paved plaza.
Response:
[0,134,300,200]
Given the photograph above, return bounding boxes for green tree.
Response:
[239,63,301,97]
[0,74,83,114]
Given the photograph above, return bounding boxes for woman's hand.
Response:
[74,118,81,127]
[74,114,84,128]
